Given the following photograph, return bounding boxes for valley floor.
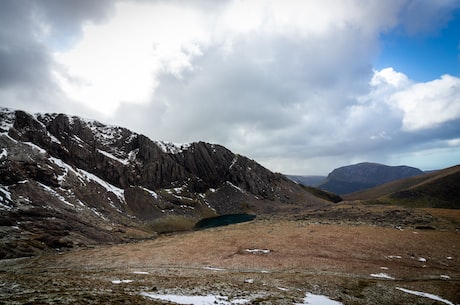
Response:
[1,207,459,304]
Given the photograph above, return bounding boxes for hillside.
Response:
[343,165,460,208]
[0,108,330,258]
[2,218,459,304]
[286,175,326,187]
[318,162,423,194]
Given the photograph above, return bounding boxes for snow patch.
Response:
[203,267,226,271]
[132,271,149,275]
[77,168,125,204]
[245,249,270,254]
[90,207,108,220]
[417,257,427,262]
[125,132,137,144]
[141,292,249,305]
[0,186,12,209]
[128,149,138,161]
[38,183,74,207]
[164,186,187,194]
[396,287,455,305]
[48,133,61,144]
[295,293,344,305]
[140,186,159,199]
[48,156,85,185]
[226,181,244,193]
[370,273,394,280]
[0,148,7,159]
[229,155,238,169]
[203,200,216,212]
[83,119,129,146]
[111,279,133,284]
[24,142,47,154]
[156,141,191,154]
[97,149,129,165]
[0,186,11,201]
[48,156,69,184]
[0,108,15,133]
[440,275,451,280]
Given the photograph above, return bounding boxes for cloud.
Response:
[52,1,211,115]
[0,1,51,88]
[389,75,460,131]
[370,67,410,88]
[0,0,115,114]
[106,1,460,174]
[33,0,115,48]
[365,68,460,132]
[0,0,459,174]
[106,2,401,174]
[50,0,409,117]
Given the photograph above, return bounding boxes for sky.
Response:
[1,0,459,175]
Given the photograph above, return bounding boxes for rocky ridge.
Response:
[0,108,328,258]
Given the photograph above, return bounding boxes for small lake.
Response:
[195,214,256,229]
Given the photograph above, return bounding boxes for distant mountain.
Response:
[318,162,424,195]
[0,108,329,258]
[343,165,460,209]
[286,175,326,187]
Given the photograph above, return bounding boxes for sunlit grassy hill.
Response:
[343,165,460,209]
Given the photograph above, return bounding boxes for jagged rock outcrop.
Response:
[0,108,329,258]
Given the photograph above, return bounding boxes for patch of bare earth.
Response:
[1,208,459,304]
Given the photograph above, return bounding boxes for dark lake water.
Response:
[195,214,256,229]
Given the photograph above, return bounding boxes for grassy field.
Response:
[1,207,459,304]
[343,165,460,209]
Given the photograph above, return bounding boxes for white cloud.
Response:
[1,0,459,174]
[361,68,460,133]
[388,74,460,131]
[53,1,210,115]
[51,0,405,117]
[370,67,410,88]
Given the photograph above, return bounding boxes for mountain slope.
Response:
[318,162,423,194]
[286,175,326,187]
[343,165,460,208]
[0,108,329,258]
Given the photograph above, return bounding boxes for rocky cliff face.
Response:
[318,162,423,195]
[0,108,328,258]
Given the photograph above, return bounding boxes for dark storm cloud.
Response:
[0,39,51,88]
[33,0,115,47]
[0,1,50,88]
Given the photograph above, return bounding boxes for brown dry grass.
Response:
[51,220,460,277]
[2,213,460,304]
